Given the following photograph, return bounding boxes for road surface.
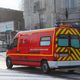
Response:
[0,52,80,80]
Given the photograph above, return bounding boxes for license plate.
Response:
[59,53,68,57]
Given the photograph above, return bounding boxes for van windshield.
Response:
[11,38,18,48]
[71,35,80,48]
[58,35,69,47]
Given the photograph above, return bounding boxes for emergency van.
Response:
[6,24,80,73]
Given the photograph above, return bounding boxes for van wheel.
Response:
[6,57,13,69]
[41,61,50,73]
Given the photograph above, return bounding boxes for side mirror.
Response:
[7,44,11,49]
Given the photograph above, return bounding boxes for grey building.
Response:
[0,8,25,31]
[23,0,80,30]
[0,8,25,50]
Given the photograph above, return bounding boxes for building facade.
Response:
[0,8,25,31]
[23,0,80,30]
[0,8,25,50]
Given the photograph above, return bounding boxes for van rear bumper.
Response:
[48,61,80,69]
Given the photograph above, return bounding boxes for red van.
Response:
[6,25,80,73]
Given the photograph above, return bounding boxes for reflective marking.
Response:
[60,29,67,34]
[70,28,77,35]
[56,28,80,61]
[65,30,69,34]
[58,57,62,61]
[60,48,65,52]
[7,53,53,57]
[71,54,77,60]
[67,56,71,61]
[75,49,80,56]
[56,38,58,42]
[56,29,62,36]
[70,56,73,60]
[56,47,61,52]
[52,32,54,56]
[63,57,67,61]
[74,29,80,36]
[71,48,79,60]
[56,44,57,48]
[75,49,80,59]
[30,48,48,51]
[65,49,68,52]
[69,30,73,35]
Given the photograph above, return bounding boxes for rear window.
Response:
[58,35,69,47]
[71,35,80,48]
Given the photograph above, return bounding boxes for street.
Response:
[0,52,80,80]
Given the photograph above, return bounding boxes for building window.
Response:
[33,1,40,13]
[70,0,75,8]
[40,36,51,46]
[65,0,69,8]
[65,0,75,8]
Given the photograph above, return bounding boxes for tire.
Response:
[41,61,50,73]
[6,57,13,69]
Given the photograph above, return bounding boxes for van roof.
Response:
[19,27,56,34]
[15,26,76,38]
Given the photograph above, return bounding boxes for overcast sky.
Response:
[0,0,22,10]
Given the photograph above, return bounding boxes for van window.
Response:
[40,36,51,46]
[58,35,69,47]
[12,38,18,48]
[71,35,80,48]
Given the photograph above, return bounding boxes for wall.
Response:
[23,0,80,30]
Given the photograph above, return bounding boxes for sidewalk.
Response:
[0,52,6,58]
[0,52,6,69]
[0,52,6,61]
